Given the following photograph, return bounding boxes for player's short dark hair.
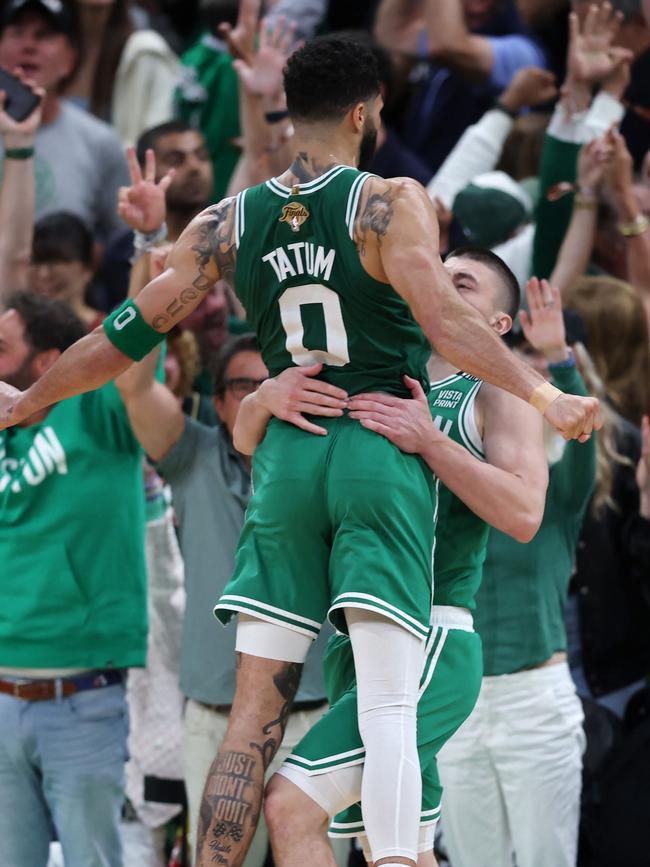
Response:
[136,120,199,166]
[213,333,260,396]
[32,211,94,267]
[284,34,381,123]
[445,245,521,319]
[6,291,86,354]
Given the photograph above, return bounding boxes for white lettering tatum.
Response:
[262,243,336,282]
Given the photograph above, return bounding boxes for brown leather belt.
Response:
[0,669,124,701]
[198,698,327,714]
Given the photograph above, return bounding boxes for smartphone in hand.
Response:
[0,68,41,122]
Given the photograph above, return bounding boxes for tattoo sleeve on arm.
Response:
[151,198,238,332]
[354,178,395,255]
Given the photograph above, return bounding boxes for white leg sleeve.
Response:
[275,763,363,817]
[235,614,314,663]
[347,609,424,864]
[359,823,437,863]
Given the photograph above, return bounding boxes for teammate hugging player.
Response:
[232,247,549,867]
[0,34,599,867]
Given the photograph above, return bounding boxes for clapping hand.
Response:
[117,147,174,234]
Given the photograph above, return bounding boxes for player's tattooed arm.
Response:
[353,176,395,255]
[135,197,238,333]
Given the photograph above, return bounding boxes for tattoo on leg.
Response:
[197,751,259,862]
[196,662,302,865]
[250,661,302,767]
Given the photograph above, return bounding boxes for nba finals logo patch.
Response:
[279,202,310,233]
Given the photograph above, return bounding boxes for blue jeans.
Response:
[0,682,128,867]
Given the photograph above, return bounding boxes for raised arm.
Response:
[603,130,650,330]
[550,132,615,293]
[355,175,600,440]
[0,74,44,297]
[424,0,494,80]
[0,197,235,429]
[374,0,425,57]
[113,150,187,460]
[227,15,296,196]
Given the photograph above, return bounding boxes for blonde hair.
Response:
[573,342,634,516]
[497,112,551,181]
[563,276,650,426]
[166,329,200,399]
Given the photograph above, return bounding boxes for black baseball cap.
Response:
[0,0,79,40]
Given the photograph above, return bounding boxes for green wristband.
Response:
[5,147,34,160]
[103,299,165,361]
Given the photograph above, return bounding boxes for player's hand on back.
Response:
[256,364,348,436]
[348,376,437,453]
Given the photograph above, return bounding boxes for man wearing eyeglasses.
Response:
[116,332,336,866]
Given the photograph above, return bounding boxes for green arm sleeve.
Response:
[531,134,581,279]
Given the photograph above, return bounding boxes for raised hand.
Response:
[568,2,633,86]
[117,147,174,234]
[603,128,634,199]
[521,279,602,441]
[149,242,174,281]
[499,67,558,114]
[256,364,348,435]
[519,279,569,364]
[233,17,297,99]
[0,68,44,145]
[218,0,262,65]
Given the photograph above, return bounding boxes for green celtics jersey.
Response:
[429,372,489,611]
[233,165,431,396]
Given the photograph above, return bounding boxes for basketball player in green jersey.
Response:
[232,249,549,867]
[0,35,598,867]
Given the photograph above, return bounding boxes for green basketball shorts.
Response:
[214,414,437,639]
[276,607,483,834]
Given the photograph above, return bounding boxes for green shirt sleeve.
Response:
[547,364,597,514]
[531,134,580,279]
[83,383,140,455]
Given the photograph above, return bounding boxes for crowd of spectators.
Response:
[0,0,648,865]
